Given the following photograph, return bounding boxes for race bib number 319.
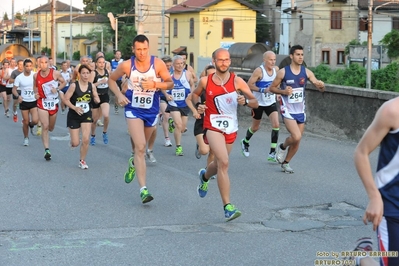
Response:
[42,99,56,110]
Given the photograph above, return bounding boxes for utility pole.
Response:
[137,0,144,34]
[70,0,73,60]
[366,0,373,89]
[161,0,165,57]
[51,0,56,60]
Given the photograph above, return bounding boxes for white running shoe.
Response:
[23,138,29,146]
[240,139,250,157]
[281,163,294,174]
[146,150,157,163]
[275,143,287,164]
[79,160,89,169]
[96,120,104,127]
[164,138,172,147]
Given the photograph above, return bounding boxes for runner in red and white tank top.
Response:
[33,56,66,161]
[190,48,258,222]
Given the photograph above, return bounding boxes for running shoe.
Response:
[44,149,51,161]
[23,138,29,146]
[61,109,65,115]
[97,120,104,127]
[343,237,373,262]
[176,146,184,156]
[5,109,9,118]
[79,160,89,169]
[197,168,209,198]
[124,157,136,184]
[275,143,287,164]
[140,188,154,204]
[103,132,109,144]
[146,149,157,163]
[224,204,242,222]
[168,118,175,133]
[36,126,42,136]
[240,139,250,157]
[13,113,18,123]
[195,143,201,159]
[164,138,172,147]
[29,124,35,136]
[90,136,96,146]
[268,151,277,162]
[281,163,294,174]
[114,105,119,114]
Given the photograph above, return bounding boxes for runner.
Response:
[191,48,258,221]
[9,59,24,122]
[90,56,111,145]
[165,55,195,156]
[12,58,38,146]
[108,34,173,204]
[0,60,11,117]
[63,64,100,169]
[241,51,280,162]
[33,56,66,160]
[111,50,124,115]
[186,64,215,166]
[160,56,173,147]
[59,61,71,114]
[269,45,325,173]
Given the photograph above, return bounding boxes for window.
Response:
[337,50,345,65]
[173,0,177,4]
[189,18,194,38]
[222,18,233,38]
[393,18,399,30]
[359,17,368,31]
[299,15,303,31]
[331,11,342,29]
[173,19,178,37]
[189,52,194,68]
[322,50,330,64]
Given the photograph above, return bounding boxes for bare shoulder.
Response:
[381,97,399,124]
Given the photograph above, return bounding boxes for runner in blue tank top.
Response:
[354,97,399,266]
[165,55,195,156]
[108,35,174,204]
[269,45,325,174]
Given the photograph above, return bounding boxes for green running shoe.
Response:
[140,188,154,204]
[175,146,184,156]
[224,204,242,222]
[124,157,136,183]
[44,149,51,161]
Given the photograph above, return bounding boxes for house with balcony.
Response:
[278,0,359,68]
[165,0,258,72]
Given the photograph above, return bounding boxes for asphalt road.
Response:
[0,107,380,266]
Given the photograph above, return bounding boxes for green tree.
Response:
[86,26,114,52]
[379,30,399,60]
[246,0,272,44]
[117,25,137,58]
[344,39,361,55]
[3,13,9,20]
[15,12,23,20]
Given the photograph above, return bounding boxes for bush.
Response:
[73,51,81,61]
[310,62,399,92]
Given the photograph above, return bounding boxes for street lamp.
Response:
[94,29,103,52]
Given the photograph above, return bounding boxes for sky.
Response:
[0,0,85,18]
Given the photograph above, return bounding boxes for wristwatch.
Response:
[244,99,249,106]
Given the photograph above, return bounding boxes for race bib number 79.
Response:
[210,114,235,134]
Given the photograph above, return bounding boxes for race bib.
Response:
[75,101,90,113]
[96,77,108,89]
[131,91,154,109]
[172,89,185,101]
[261,91,275,104]
[42,80,59,99]
[23,88,35,101]
[288,87,304,103]
[42,98,56,110]
[210,114,235,134]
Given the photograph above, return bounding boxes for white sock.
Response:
[140,186,147,193]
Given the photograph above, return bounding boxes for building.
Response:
[278,0,359,68]
[28,0,82,55]
[56,13,110,59]
[165,0,258,72]
[134,0,177,57]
